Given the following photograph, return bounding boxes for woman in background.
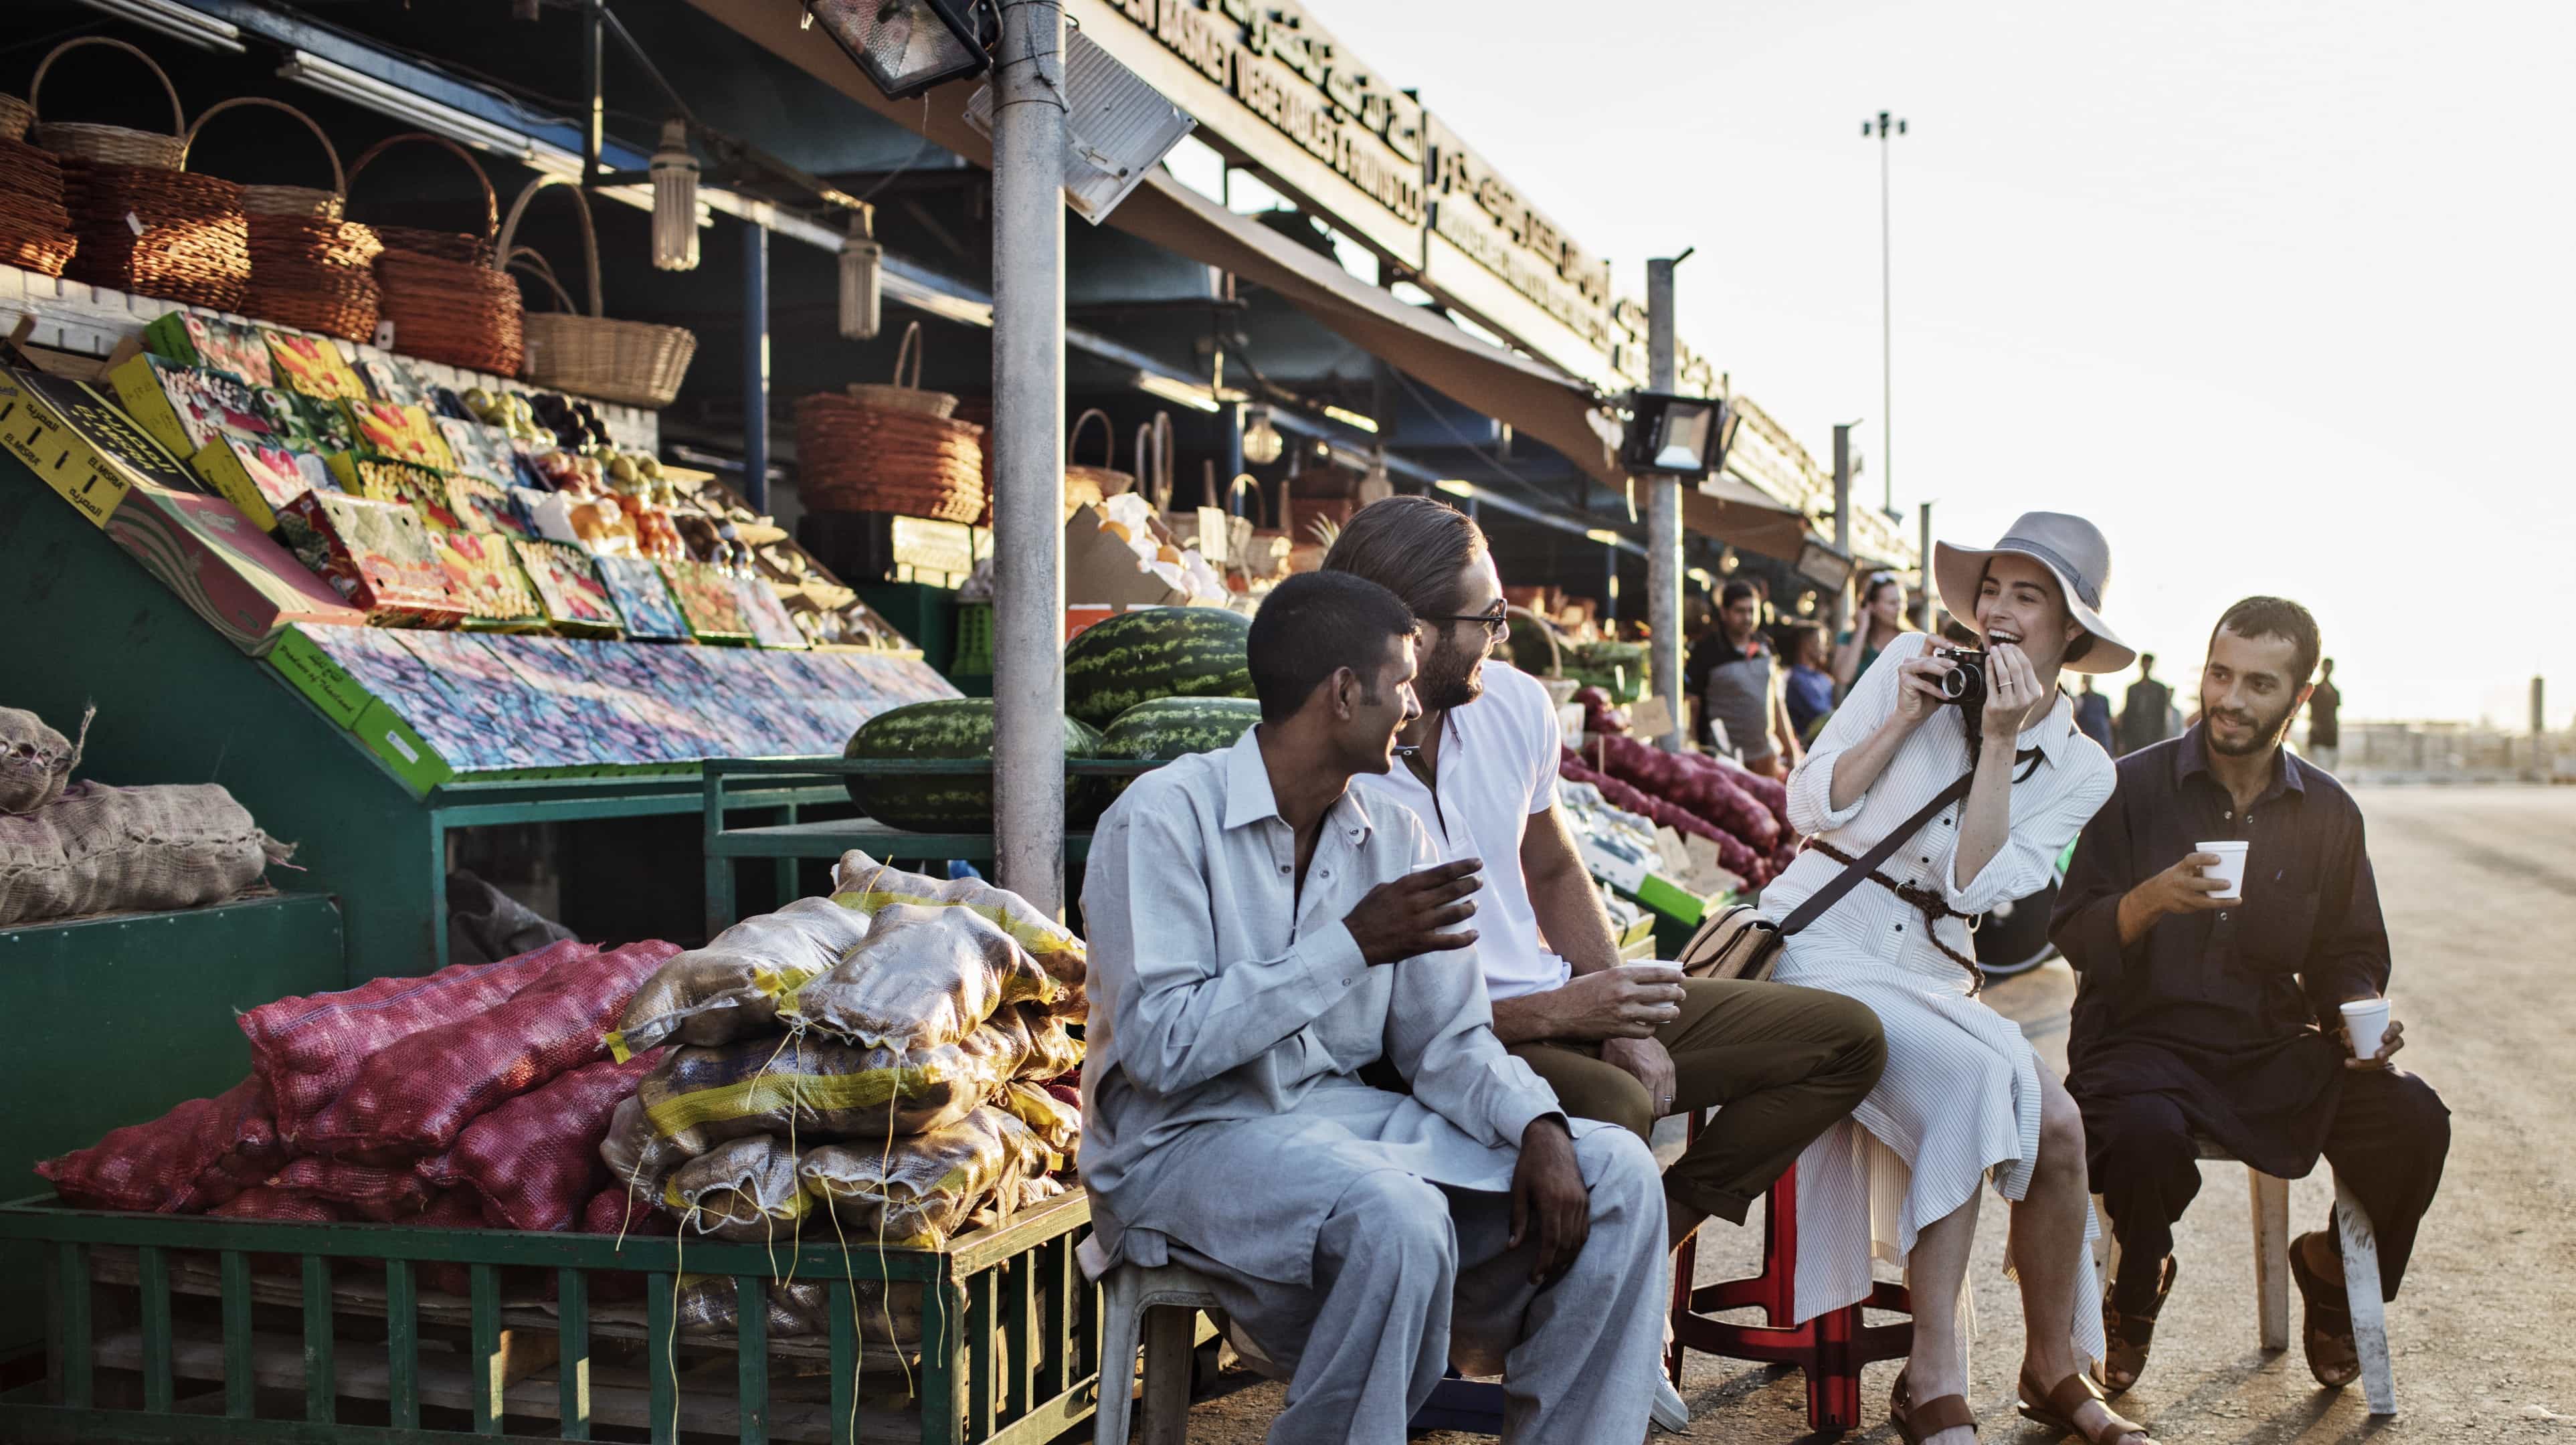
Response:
[1833,571,1917,698]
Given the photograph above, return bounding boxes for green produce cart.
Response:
[0,1189,1102,1445]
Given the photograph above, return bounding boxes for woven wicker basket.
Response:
[499,175,697,409]
[27,37,186,171]
[188,97,347,220]
[846,320,959,417]
[0,96,30,144]
[1064,407,1133,512]
[0,136,73,278]
[59,159,247,310]
[191,98,376,338]
[347,133,520,375]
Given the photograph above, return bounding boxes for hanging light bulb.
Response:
[838,204,883,341]
[649,118,700,271]
[1358,446,1394,506]
[1240,403,1284,466]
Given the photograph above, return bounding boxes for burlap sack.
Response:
[0,780,286,926]
[0,704,89,814]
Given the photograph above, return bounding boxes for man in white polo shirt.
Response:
[1329,498,1886,1253]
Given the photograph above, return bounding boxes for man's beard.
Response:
[1415,636,1484,711]
[2205,694,2300,756]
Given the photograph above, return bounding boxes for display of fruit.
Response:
[1062,606,1255,730]
[1094,697,1260,798]
[840,699,1106,831]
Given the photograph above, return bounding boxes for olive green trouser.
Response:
[1509,976,1887,1226]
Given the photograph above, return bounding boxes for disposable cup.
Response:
[2340,997,2392,1060]
[2195,840,2250,900]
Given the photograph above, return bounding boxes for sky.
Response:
[1291,0,2575,727]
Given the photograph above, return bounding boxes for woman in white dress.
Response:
[1766,514,2151,1445]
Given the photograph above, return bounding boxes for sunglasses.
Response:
[1422,605,1511,640]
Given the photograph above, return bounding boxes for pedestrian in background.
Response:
[2119,654,2175,756]
[1832,570,1916,698]
[2076,675,2116,754]
[1694,581,1801,777]
[1783,621,1837,743]
[2306,658,2341,772]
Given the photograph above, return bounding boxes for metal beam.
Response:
[741,222,769,512]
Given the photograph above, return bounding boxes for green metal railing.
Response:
[699,758,1168,937]
[0,1190,1099,1445]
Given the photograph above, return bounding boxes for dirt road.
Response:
[1129,785,2574,1442]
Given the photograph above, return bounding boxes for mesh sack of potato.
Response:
[608,898,870,1058]
[634,1024,1020,1155]
[0,703,87,815]
[831,850,1085,1016]
[779,903,1056,1052]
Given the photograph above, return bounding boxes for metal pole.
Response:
[1879,117,1893,518]
[1645,258,1683,750]
[1918,501,1935,631]
[1831,423,1853,639]
[741,221,769,514]
[581,0,605,193]
[991,0,1069,914]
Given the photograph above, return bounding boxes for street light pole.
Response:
[1645,256,1684,750]
[1863,110,1906,520]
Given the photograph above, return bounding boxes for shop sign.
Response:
[1090,0,1425,259]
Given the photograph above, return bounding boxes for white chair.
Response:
[2090,1138,2394,1414]
[1089,1259,1224,1445]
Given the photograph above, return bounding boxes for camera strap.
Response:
[1773,747,2041,941]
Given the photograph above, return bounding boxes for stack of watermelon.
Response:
[842,606,1262,832]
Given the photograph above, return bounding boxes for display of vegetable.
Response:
[1582,733,1781,851]
[842,699,1107,831]
[1062,606,1255,729]
[1560,750,1765,886]
[1571,685,1629,737]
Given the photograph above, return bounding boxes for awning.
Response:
[684,0,1625,487]
[1684,474,1818,565]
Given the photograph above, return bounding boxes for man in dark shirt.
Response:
[2052,598,2447,1398]
[2116,653,2174,755]
[2075,674,2116,753]
[2307,657,2342,773]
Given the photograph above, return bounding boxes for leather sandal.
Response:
[2017,1368,2152,1445]
[1890,1369,1978,1444]
[2288,1230,2362,1389]
[2096,1255,2178,1395]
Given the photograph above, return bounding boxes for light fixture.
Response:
[649,118,701,271]
[838,205,883,341]
[805,0,990,103]
[1240,404,1284,466]
[279,52,547,162]
[1135,372,1221,413]
[1621,391,1733,476]
[1686,566,1714,589]
[77,0,244,53]
[1321,404,1379,435]
[1434,479,1475,498]
[963,26,1198,223]
[1797,537,1856,591]
[1584,528,1621,547]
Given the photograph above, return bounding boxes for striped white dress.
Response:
[1761,634,2114,1359]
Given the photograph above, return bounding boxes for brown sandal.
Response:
[1891,1369,1978,1444]
[2097,1255,2178,1395]
[2017,1368,2152,1445]
[2288,1230,2362,1389]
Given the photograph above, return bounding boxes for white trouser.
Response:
[1171,1126,1668,1445]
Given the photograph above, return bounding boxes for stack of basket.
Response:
[795,320,986,522]
[33,39,248,310]
[0,110,75,278]
[196,98,381,344]
[347,133,521,375]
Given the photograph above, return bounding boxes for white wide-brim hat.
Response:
[1933,511,2136,675]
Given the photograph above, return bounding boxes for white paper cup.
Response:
[2340,997,2391,1060]
[2195,840,2250,900]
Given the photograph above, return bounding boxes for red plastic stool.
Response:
[1667,1135,1913,1432]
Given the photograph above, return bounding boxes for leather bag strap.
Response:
[1775,745,2040,938]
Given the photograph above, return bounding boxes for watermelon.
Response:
[1095,697,1261,798]
[842,699,1105,832]
[1063,607,1254,729]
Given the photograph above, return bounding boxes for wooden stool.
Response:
[1669,1140,1914,1432]
[2090,1137,2395,1415]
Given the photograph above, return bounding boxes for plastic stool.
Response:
[2090,1138,2395,1415]
[1089,1261,1222,1445]
[1668,1143,1913,1432]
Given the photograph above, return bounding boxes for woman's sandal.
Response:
[2288,1230,2363,1389]
[2017,1368,2152,1445]
[1891,1369,1978,1444]
[2097,1255,2179,1394]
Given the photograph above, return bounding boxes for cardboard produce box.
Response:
[106,353,288,460]
[274,490,466,629]
[143,312,276,388]
[189,435,340,533]
[261,328,367,402]
[1065,500,1228,607]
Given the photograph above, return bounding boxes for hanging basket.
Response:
[498,174,697,409]
[347,133,521,375]
[27,37,187,171]
[794,390,987,522]
[1063,407,1133,514]
[845,320,958,417]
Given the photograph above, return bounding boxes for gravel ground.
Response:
[1080,784,2573,1443]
